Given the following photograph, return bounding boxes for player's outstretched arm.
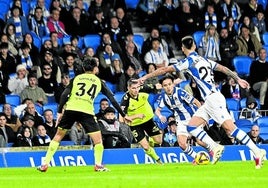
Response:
[137,66,176,85]
[215,64,250,89]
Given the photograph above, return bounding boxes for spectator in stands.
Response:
[137,0,161,31]
[98,106,131,148]
[47,8,68,38]
[118,64,139,92]
[6,6,30,44]
[17,43,41,78]
[0,58,11,96]
[242,0,264,21]
[162,120,179,147]
[0,33,18,57]
[96,98,110,120]
[71,0,90,19]
[140,63,162,94]
[88,0,112,19]
[30,0,50,20]
[123,41,143,73]
[69,122,89,145]
[248,48,268,110]
[96,32,124,59]
[253,8,266,43]
[236,24,262,59]
[20,33,41,61]
[99,53,124,85]
[224,17,238,40]
[116,7,133,37]
[54,73,70,103]
[49,0,70,25]
[3,103,22,133]
[173,0,203,48]
[49,32,61,54]
[144,38,169,68]
[30,6,50,38]
[17,114,37,139]
[198,24,221,62]
[220,0,241,26]
[43,109,57,139]
[20,73,48,106]
[0,113,16,147]
[105,16,127,44]
[83,47,99,63]
[38,63,58,98]
[65,6,89,37]
[70,36,83,59]
[239,94,262,123]
[15,126,33,147]
[32,124,51,146]
[204,2,219,30]
[13,98,33,118]
[219,27,238,71]
[4,23,20,51]
[221,76,248,100]
[0,42,17,75]
[41,50,62,83]
[239,15,261,42]
[21,101,44,127]
[90,8,108,35]
[6,0,25,20]
[98,44,114,70]
[62,52,83,79]
[247,124,266,144]
[60,41,79,63]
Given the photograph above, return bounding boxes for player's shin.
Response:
[44,140,60,165]
[94,143,104,166]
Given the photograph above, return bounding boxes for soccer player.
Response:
[120,78,163,164]
[37,59,130,172]
[137,36,266,169]
[155,74,210,163]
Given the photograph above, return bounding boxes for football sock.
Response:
[94,143,104,165]
[44,140,59,165]
[231,128,260,155]
[187,125,218,149]
[145,147,160,161]
[183,145,197,159]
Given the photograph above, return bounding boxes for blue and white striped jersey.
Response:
[158,87,196,121]
[173,51,219,100]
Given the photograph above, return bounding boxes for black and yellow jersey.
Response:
[58,72,125,117]
[120,92,154,126]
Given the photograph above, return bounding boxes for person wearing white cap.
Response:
[8,64,28,95]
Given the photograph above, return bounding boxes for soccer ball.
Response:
[194,151,210,165]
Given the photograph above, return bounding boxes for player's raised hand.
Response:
[237,79,250,89]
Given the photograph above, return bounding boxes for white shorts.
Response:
[175,119,190,137]
[194,92,232,125]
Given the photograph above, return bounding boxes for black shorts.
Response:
[130,118,161,143]
[58,110,100,133]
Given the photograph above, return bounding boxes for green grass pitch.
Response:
[0,161,267,188]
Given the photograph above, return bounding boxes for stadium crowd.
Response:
[0,0,268,148]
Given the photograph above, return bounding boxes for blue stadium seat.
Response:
[32,35,41,51]
[226,98,239,111]
[114,92,124,104]
[5,95,21,106]
[257,116,268,127]
[47,96,56,104]
[21,1,30,17]
[193,31,205,47]
[35,104,43,115]
[60,140,75,146]
[0,2,9,18]
[235,119,253,128]
[239,126,251,133]
[133,34,144,53]
[125,0,140,9]
[105,81,117,93]
[232,56,253,78]
[262,32,268,45]
[83,34,101,52]
[258,0,267,9]
[41,36,50,44]
[43,103,58,119]
[94,93,107,104]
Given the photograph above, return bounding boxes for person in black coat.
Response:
[0,113,16,147]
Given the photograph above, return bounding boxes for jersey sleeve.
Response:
[178,88,194,104]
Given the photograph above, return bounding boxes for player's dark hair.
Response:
[82,58,97,72]
[181,36,194,49]
[159,73,175,85]
[127,78,138,87]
